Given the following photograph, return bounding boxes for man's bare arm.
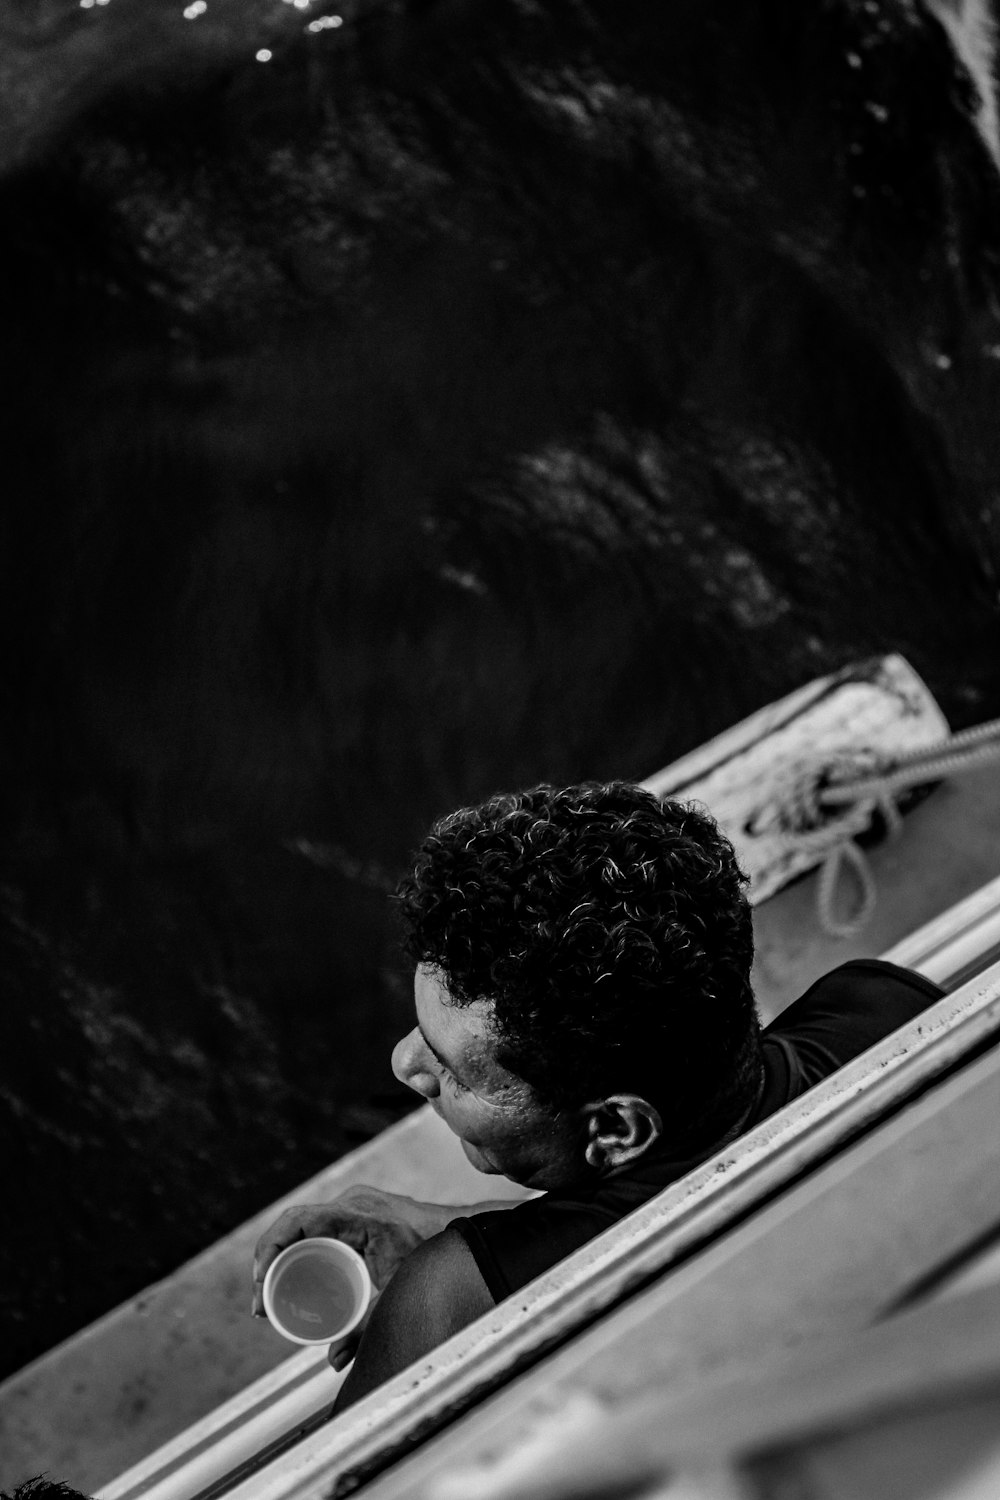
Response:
[332,1226,495,1413]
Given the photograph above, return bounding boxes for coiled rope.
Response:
[788,717,1000,937]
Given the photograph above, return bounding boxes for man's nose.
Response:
[391,1028,440,1098]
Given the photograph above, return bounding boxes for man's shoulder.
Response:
[332,1226,494,1411]
[759,957,945,1101]
[766,958,943,1035]
[794,958,943,1006]
[453,1183,647,1303]
[376,1224,495,1323]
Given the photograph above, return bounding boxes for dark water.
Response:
[3,0,1000,1380]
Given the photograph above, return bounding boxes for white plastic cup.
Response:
[262,1237,372,1346]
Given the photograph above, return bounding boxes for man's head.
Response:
[392,781,760,1190]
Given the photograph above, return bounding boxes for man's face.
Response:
[391,963,587,1191]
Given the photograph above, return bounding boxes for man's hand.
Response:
[252,1186,520,1371]
[326,1291,378,1372]
[251,1186,456,1317]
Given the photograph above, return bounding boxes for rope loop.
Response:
[816,838,879,938]
[760,718,1000,938]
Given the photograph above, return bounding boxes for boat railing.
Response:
[386,1175,1000,1500]
[96,872,1000,1500]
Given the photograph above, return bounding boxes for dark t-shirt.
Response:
[451,959,944,1302]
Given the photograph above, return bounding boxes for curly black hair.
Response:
[2,1481,92,1500]
[396,781,761,1145]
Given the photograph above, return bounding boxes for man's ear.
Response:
[583,1094,663,1172]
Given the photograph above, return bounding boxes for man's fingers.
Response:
[326,1324,364,1372]
[326,1291,378,1371]
[328,1339,358,1373]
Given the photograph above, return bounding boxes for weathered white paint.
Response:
[641,654,950,906]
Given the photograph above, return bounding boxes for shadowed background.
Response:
[2,0,1000,1380]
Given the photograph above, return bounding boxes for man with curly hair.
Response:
[253,781,942,1410]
